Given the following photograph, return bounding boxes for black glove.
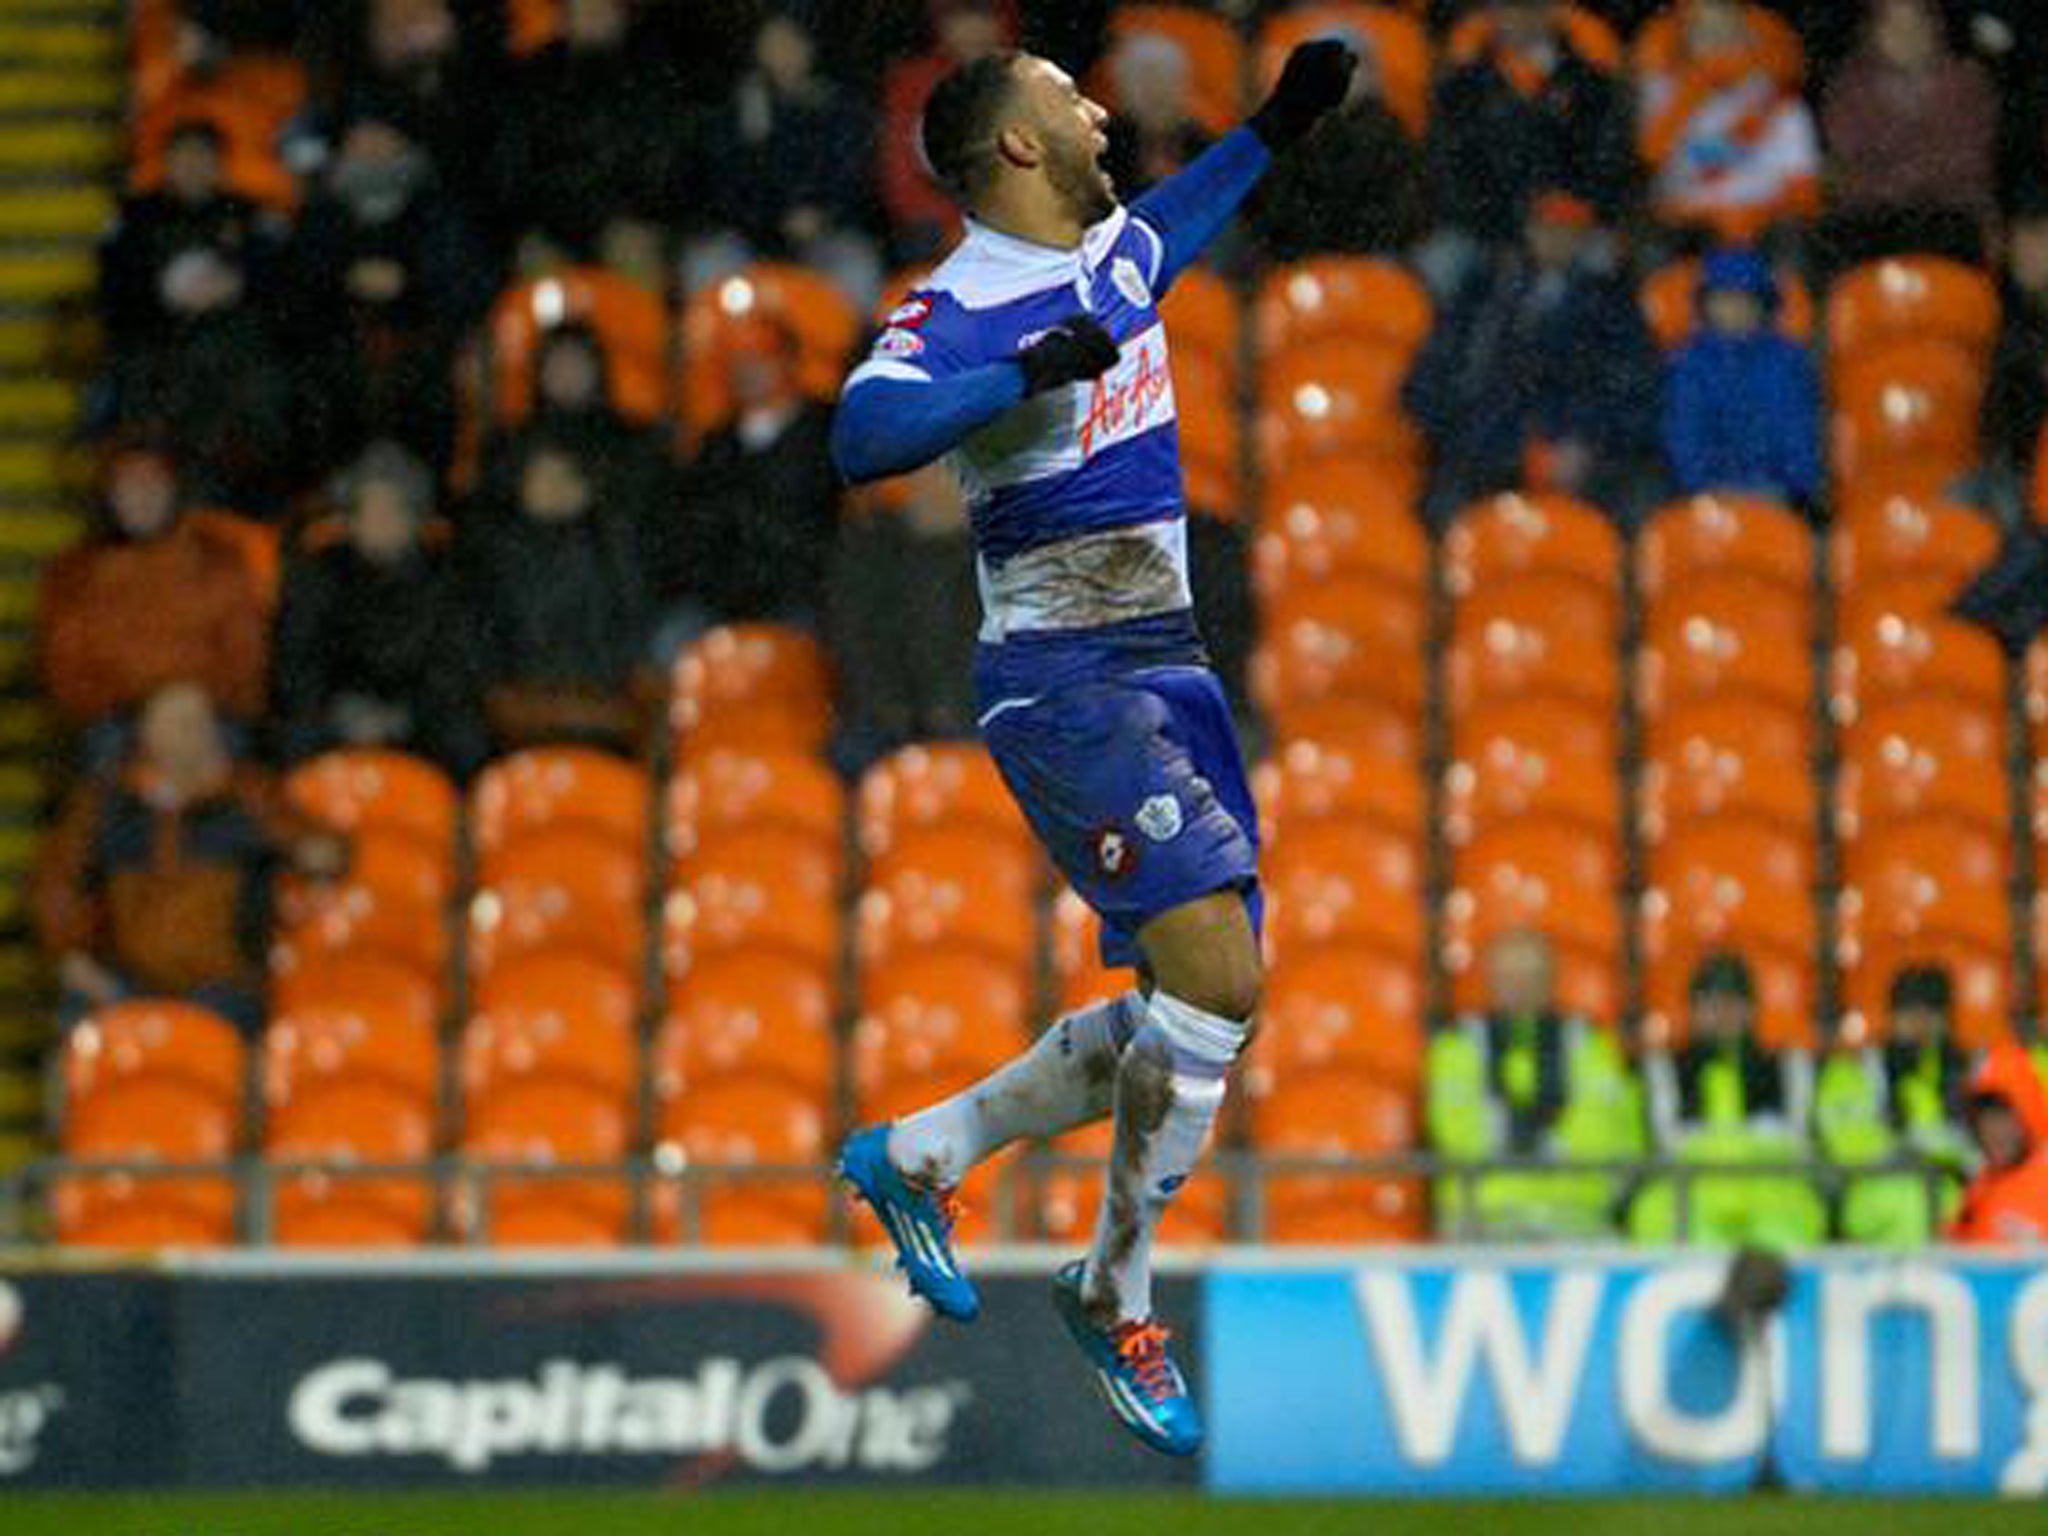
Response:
[1016,314,1120,395]
[1248,38,1358,151]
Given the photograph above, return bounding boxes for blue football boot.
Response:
[837,1124,980,1322]
[1051,1259,1202,1456]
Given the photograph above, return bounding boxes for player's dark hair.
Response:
[921,50,1024,205]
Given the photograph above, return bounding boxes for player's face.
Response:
[1021,58,1116,225]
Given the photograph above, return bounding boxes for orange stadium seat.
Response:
[655,951,836,1099]
[1253,737,1425,845]
[1249,1069,1425,1244]
[1158,264,1240,366]
[262,998,439,1114]
[456,1078,633,1246]
[1254,257,1433,358]
[271,880,450,989]
[1254,461,1428,601]
[855,841,1038,976]
[265,1080,436,1248]
[1830,489,2000,592]
[268,949,439,1033]
[1258,341,1424,470]
[665,748,846,875]
[62,999,244,1119]
[1266,695,1423,762]
[653,1075,831,1246]
[1258,7,1433,138]
[284,749,458,856]
[1444,820,1623,1018]
[857,742,1031,862]
[1263,819,1425,963]
[1837,695,2008,841]
[682,263,861,434]
[1248,947,1426,1095]
[1830,339,1986,485]
[56,1077,239,1247]
[1634,494,1812,602]
[1640,695,1815,843]
[466,828,647,982]
[852,950,1031,1100]
[1640,818,1816,1046]
[671,622,833,758]
[1174,354,1247,515]
[484,266,669,427]
[1830,578,2006,725]
[131,80,301,210]
[662,829,840,979]
[471,747,650,876]
[1639,257,1813,351]
[1442,492,1621,605]
[1442,698,1621,846]
[463,951,641,1107]
[1826,256,2001,372]
[1094,5,1247,133]
[1037,1120,1230,1246]
[1050,886,1136,1015]
[1253,576,1429,718]
[1447,576,1620,717]
[1637,572,1812,722]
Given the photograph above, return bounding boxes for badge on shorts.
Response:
[1095,826,1136,880]
[1111,256,1151,310]
[1136,793,1183,842]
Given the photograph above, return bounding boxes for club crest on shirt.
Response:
[1110,256,1151,310]
[875,327,925,358]
[888,294,933,329]
[1135,793,1183,842]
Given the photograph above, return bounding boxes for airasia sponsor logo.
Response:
[288,1356,968,1474]
[1078,324,1174,457]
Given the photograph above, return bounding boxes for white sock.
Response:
[1082,991,1247,1324]
[886,993,1142,1189]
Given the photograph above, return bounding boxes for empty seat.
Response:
[856,849,1037,976]
[57,1077,238,1247]
[456,1078,632,1245]
[265,1080,436,1248]
[853,950,1029,1104]
[1635,493,1812,602]
[471,747,650,876]
[1265,694,1423,762]
[857,743,1030,862]
[1444,821,1622,1018]
[1641,695,1815,842]
[1254,256,1433,358]
[62,999,244,1120]
[1253,463,1429,604]
[666,748,846,875]
[1831,490,2001,591]
[1825,255,2000,372]
[1156,264,1239,365]
[1831,578,2006,725]
[1247,1069,1425,1244]
[670,622,833,757]
[283,749,458,856]
[1830,339,1985,485]
[1253,575,1429,719]
[1248,947,1426,1095]
[656,951,836,1098]
[1254,737,1425,845]
[664,835,840,980]
[462,951,640,1108]
[653,1075,829,1245]
[268,950,439,1033]
[1257,341,1422,469]
[1837,695,2008,840]
[1443,492,1621,605]
[1448,576,1620,718]
[467,828,647,982]
[1638,572,1812,722]
[1443,697,1620,846]
[262,999,439,1114]
[1264,818,1425,961]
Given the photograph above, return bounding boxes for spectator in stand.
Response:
[681,317,840,630]
[1421,0,1636,289]
[1639,0,1821,247]
[30,681,346,1037]
[1426,929,1645,1240]
[96,118,279,355]
[1631,953,1829,1249]
[462,430,661,753]
[827,460,979,772]
[477,322,685,595]
[1981,192,2048,495]
[1662,248,1823,510]
[321,0,498,216]
[1950,1043,2048,1245]
[879,0,1014,263]
[270,441,490,778]
[37,442,267,745]
[1403,189,1664,525]
[1100,30,1212,201]
[280,110,496,475]
[1820,0,1998,263]
[692,7,882,310]
[1245,29,1426,262]
[493,0,687,258]
[1816,966,1973,1246]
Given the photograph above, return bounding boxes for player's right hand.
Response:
[1017,315,1120,396]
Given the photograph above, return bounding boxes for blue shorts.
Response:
[980,665,1262,970]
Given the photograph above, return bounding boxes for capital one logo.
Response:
[0,1280,64,1477]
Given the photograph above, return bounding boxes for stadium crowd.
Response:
[25,0,2048,1250]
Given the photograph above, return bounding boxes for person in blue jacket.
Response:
[1663,248,1823,511]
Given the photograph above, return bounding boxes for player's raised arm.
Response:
[1127,39,1356,296]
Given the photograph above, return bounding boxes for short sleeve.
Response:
[844,289,979,391]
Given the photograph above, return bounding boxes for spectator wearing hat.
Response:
[31,681,347,1038]
[1950,1044,2048,1245]
[1403,187,1663,525]
[1816,966,1975,1246]
[1631,952,1828,1249]
[271,441,490,778]
[1426,929,1645,1240]
[1662,246,1822,510]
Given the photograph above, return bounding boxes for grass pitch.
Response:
[5,1492,2039,1536]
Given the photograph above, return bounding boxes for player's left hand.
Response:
[1248,39,1357,151]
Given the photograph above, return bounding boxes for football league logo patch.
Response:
[1135,793,1183,843]
[1110,256,1151,311]
[875,327,925,358]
